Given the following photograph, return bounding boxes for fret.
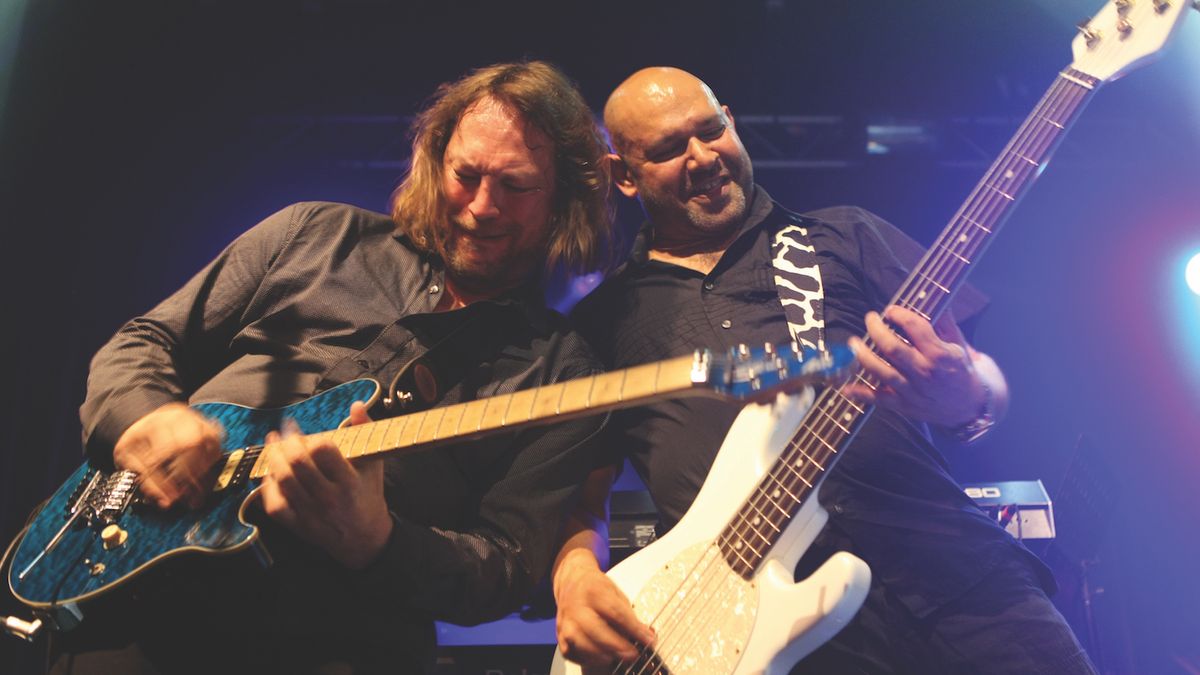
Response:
[479,394,511,430]
[436,405,465,440]
[985,184,1016,201]
[361,420,387,458]
[778,460,816,492]
[751,486,793,520]
[763,470,802,504]
[458,399,488,434]
[720,534,759,574]
[503,388,538,426]
[733,516,774,548]
[414,408,447,444]
[381,416,407,454]
[336,426,365,458]
[799,422,842,456]
[917,273,951,295]
[589,370,628,405]
[1036,114,1066,130]
[619,361,663,401]
[1013,151,1040,167]
[789,436,828,468]
[808,405,850,436]
[558,376,596,414]
[530,382,566,419]
[739,500,783,534]
[397,410,426,447]
[937,243,972,265]
[725,531,765,563]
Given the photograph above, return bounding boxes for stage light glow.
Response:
[1188,252,1200,297]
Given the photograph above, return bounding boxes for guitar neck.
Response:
[248,354,700,478]
[717,67,1102,578]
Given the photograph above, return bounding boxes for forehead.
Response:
[619,83,723,149]
[446,99,554,172]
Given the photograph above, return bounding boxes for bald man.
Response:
[552,68,1096,674]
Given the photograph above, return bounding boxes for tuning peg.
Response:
[735,344,750,359]
[1115,0,1132,12]
[1153,0,1170,12]
[762,342,774,354]
[1117,17,1133,34]
[1076,20,1101,45]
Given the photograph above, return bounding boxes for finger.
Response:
[865,311,931,376]
[260,472,300,529]
[558,621,633,666]
[265,433,320,514]
[278,432,343,509]
[849,335,907,392]
[309,442,359,486]
[348,400,372,426]
[886,306,969,367]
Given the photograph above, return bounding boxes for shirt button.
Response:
[833,504,845,515]
[721,319,732,329]
[429,284,440,294]
[703,280,715,291]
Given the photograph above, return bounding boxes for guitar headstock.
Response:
[1071,0,1194,82]
[700,343,856,402]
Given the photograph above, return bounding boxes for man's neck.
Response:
[436,277,512,312]
[647,224,741,276]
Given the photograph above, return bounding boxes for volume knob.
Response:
[101,524,128,550]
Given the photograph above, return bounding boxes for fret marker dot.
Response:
[842,412,852,422]
[1004,169,1014,179]
[752,516,761,526]
[772,489,782,499]
[917,290,927,299]
[735,541,744,550]
[958,234,968,243]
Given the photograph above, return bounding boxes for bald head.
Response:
[604,67,722,157]
[600,67,754,250]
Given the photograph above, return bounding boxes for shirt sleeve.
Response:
[79,205,301,464]
[355,403,607,624]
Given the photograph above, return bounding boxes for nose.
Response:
[468,177,501,221]
[686,136,719,171]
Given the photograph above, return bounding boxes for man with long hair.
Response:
[56,61,611,674]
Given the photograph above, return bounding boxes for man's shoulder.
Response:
[277,201,395,233]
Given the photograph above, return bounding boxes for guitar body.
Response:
[553,392,870,674]
[7,378,379,629]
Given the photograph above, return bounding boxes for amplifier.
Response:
[961,479,1055,541]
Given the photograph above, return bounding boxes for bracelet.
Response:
[950,382,996,444]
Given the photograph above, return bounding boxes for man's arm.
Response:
[552,465,656,667]
[82,206,298,507]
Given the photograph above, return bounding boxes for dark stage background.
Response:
[3,1,1199,672]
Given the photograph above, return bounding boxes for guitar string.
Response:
[614,72,1091,673]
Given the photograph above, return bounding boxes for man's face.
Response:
[440,98,556,293]
[615,83,753,243]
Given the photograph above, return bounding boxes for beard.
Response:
[439,217,548,294]
[639,171,751,241]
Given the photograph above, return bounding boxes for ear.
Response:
[610,153,639,199]
[723,105,735,129]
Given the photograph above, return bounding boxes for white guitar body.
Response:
[554,392,871,674]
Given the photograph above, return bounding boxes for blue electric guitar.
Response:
[6,344,852,633]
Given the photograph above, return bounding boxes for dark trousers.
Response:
[791,533,1098,674]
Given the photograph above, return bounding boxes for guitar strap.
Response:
[770,214,827,352]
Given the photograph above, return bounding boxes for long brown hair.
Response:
[390,61,611,274]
